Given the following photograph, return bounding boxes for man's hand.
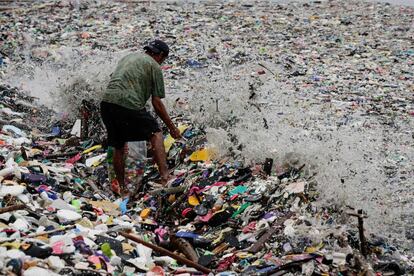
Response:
[152,96,182,139]
[169,126,182,139]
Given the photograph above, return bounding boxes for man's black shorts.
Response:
[100,101,161,149]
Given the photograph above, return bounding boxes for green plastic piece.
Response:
[228,186,247,196]
[15,156,24,164]
[71,199,81,210]
[74,178,84,184]
[231,202,251,219]
[101,242,113,258]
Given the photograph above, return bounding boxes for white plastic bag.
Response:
[127,141,147,161]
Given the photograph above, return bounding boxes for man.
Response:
[100,39,181,195]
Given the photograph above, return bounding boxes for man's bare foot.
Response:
[159,173,174,186]
[160,177,168,186]
[111,179,121,196]
[120,189,130,198]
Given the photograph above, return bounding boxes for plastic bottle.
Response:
[212,196,224,212]
[125,141,147,185]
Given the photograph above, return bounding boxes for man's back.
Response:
[103,53,165,110]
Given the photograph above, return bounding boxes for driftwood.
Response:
[0,204,26,214]
[119,231,211,274]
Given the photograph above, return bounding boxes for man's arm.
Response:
[152,96,181,139]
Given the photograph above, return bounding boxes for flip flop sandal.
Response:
[6,259,22,275]
[208,208,234,227]
[181,208,195,218]
[21,243,53,259]
[245,193,263,202]
[95,235,124,256]
[175,232,211,248]
[194,204,208,216]
[198,254,216,267]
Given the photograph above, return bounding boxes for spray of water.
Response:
[4,47,126,116]
[2,48,414,250]
[173,61,414,249]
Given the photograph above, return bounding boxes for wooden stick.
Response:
[358,210,368,257]
[348,209,368,257]
[258,63,276,76]
[171,237,199,262]
[119,231,211,274]
[0,204,26,214]
[349,210,368,257]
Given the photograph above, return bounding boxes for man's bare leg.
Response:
[150,132,169,185]
[113,144,126,192]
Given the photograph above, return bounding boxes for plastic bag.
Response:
[107,141,147,186]
[127,141,147,160]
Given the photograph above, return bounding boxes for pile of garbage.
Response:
[0,83,412,275]
[1,0,414,275]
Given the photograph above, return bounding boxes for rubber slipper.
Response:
[208,208,234,227]
[181,208,195,219]
[21,243,53,259]
[194,204,208,216]
[245,194,262,202]
[175,231,211,248]
[198,254,215,267]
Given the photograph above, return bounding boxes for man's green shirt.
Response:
[103,53,165,110]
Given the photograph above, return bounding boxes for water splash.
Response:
[3,49,414,250]
[4,47,125,117]
[175,61,414,249]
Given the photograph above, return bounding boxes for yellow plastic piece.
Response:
[89,200,120,216]
[305,247,317,253]
[212,233,224,245]
[236,252,253,259]
[82,145,102,155]
[164,125,188,153]
[36,235,49,242]
[91,159,104,167]
[56,139,66,145]
[30,148,43,155]
[168,194,176,203]
[140,208,151,219]
[0,242,21,249]
[188,195,200,206]
[78,218,94,228]
[305,242,323,253]
[122,243,134,252]
[189,148,211,162]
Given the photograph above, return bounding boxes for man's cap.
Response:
[144,40,169,56]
